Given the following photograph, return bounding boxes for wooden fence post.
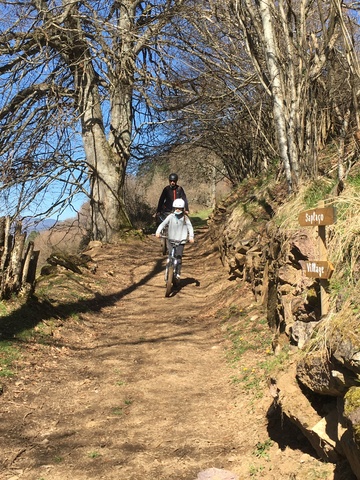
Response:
[317,201,329,316]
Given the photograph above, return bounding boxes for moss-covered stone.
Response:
[344,387,360,443]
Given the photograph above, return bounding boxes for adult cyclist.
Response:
[156,173,189,216]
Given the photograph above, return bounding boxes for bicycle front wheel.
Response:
[165,265,174,297]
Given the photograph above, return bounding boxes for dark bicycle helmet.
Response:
[169,173,178,182]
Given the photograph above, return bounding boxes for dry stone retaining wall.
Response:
[208,194,360,479]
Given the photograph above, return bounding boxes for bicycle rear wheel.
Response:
[165,265,174,297]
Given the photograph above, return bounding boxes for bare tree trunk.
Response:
[26,250,39,287]
[258,0,295,192]
[81,83,131,241]
[337,108,351,183]
[228,0,342,188]
[0,217,38,299]
[0,217,11,283]
[5,221,25,293]
[211,164,216,209]
[0,216,5,248]
[21,241,34,284]
[77,7,133,242]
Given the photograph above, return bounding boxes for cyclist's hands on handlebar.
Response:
[189,238,194,244]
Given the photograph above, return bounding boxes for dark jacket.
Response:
[157,185,189,213]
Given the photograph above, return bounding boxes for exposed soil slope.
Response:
[0,229,338,480]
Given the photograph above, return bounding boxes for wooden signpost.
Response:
[303,260,334,279]
[298,202,336,316]
[298,206,336,227]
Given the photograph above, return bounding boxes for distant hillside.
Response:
[24,219,57,232]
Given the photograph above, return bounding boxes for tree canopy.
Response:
[0,0,191,239]
[0,0,359,240]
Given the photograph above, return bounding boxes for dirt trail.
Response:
[1,229,336,480]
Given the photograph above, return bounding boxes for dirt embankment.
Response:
[0,230,338,480]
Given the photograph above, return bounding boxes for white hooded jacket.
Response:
[156,213,194,243]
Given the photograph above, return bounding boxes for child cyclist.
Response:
[155,198,194,281]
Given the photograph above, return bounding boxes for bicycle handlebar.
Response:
[153,233,191,245]
[168,239,187,246]
[153,234,187,244]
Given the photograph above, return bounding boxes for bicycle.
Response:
[163,238,186,297]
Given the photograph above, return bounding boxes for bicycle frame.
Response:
[164,239,186,297]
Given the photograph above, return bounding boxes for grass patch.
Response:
[216,304,246,323]
[274,180,337,230]
[224,308,271,365]
[304,293,360,355]
[347,171,360,190]
[303,179,336,208]
[327,187,360,286]
[0,301,8,315]
[253,439,273,459]
[189,208,212,228]
[0,341,20,377]
[220,304,274,398]
[260,346,290,375]
[226,330,258,362]
[88,451,101,458]
[240,370,263,397]
[249,464,265,477]
[111,407,123,416]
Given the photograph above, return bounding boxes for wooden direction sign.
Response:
[303,260,334,279]
[298,206,336,226]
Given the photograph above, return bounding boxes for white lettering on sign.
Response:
[306,262,325,277]
[305,211,325,225]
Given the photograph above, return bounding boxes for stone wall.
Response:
[208,192,360,479]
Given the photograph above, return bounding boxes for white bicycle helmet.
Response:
[173,198,185,209]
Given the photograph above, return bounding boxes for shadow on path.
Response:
[0,256,166,340]
[166,277,201,297]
